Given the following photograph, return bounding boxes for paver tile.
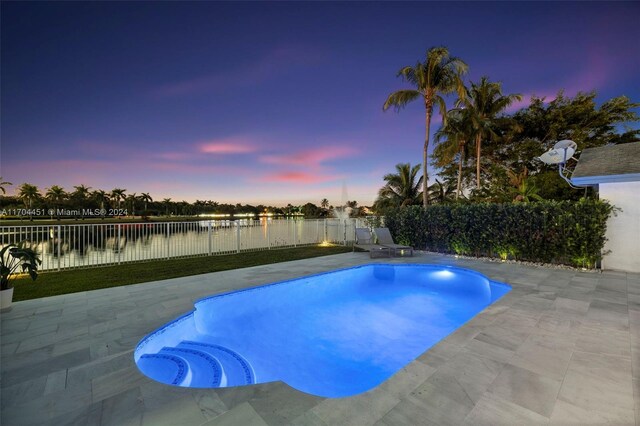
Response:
[201,402,268,426]
[463,391,549,426]
[489,363,561,418]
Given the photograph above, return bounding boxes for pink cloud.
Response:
[199,137,257,155]
[563,49,612,95]
[260,146,357,167]
[504,46,617,115]
[261,171,339,184]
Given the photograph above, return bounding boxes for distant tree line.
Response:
[0,182,368,221]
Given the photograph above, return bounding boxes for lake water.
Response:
[0,219,360,270]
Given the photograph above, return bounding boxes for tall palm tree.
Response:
[110,188,127,210]
[374,163,423,211]
[72,185,92,219]
[45,185,68,220]
[92,190,109,219]
[162,198,172,216]
[138,193,153,212]
[72,184,91,200]
[0,177,12,194]
[383,46,468,207]
[126,193,138,216]
[17,183,40,221]
[320,198,329,209]
[461,77,522,189]
[434,108,475,199]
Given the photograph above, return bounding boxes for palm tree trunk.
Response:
[475,134,482,189]
[423,107,432,207]
[457,143,464,199]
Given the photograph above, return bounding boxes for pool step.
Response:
[137,341,254,388]
[160,347,224,387]
[137,353,190,386]
[178,341,255,386]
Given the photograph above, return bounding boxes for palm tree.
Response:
[434,108,475,199]
[320,198,329,209]
[45,185,68,220]
[383,46,468,207]
[110,188,127,210]
[72,184,91,200]
[139,193,153,212]
[374,163,423,211]
[428,179,456,204]
[126,193,138,216]
[162,198,172,216]
[92,190,109,219]
[0,177,12,194]
[72,185,92,219]
[462,77,522,189]
[17,183,40,221]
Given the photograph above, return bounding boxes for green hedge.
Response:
[385,199,614,268]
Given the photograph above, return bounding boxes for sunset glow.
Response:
[1,2,638,206]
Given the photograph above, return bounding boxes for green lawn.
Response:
[12,245,354,301]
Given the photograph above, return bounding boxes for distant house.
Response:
[572,142,640,273]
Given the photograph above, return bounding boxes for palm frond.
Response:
[383,90,421,112]
[397,65,419,86]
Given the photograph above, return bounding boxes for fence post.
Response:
[343,220,347,246]
[267,219,271,249]
[324,219,327,242]
[57,225,61,271]
[293,220,297,247]
[166,222,170,259]
[117,224,121,264]
[236,221,241,253]
[208,221,212,256]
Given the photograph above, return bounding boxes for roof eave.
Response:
[571,173,640,186]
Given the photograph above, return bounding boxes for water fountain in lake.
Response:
[330,181,353,243]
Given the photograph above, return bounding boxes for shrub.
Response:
[384,199,614,268]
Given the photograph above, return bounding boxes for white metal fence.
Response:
[0,218,370,271]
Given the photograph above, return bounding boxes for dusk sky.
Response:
[1,2,639,207]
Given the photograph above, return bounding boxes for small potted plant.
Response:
[1,243,41,310]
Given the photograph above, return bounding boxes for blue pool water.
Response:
[134,264,510,397]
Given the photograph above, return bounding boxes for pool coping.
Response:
[1,252,639,425]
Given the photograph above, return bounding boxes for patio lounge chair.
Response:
[355,228,391,258]
[374,228,414,257]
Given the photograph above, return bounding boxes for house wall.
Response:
[599,181,640,273]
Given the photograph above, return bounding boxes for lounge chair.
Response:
[355,228,391,258]
[374,228,414,257]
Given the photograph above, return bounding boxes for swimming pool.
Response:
[134,264,510,397]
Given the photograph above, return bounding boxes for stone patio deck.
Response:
[1,252,639,425]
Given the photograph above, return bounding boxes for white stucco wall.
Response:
[599,181,640,273]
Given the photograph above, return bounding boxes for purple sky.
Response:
[2,2,639,206]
